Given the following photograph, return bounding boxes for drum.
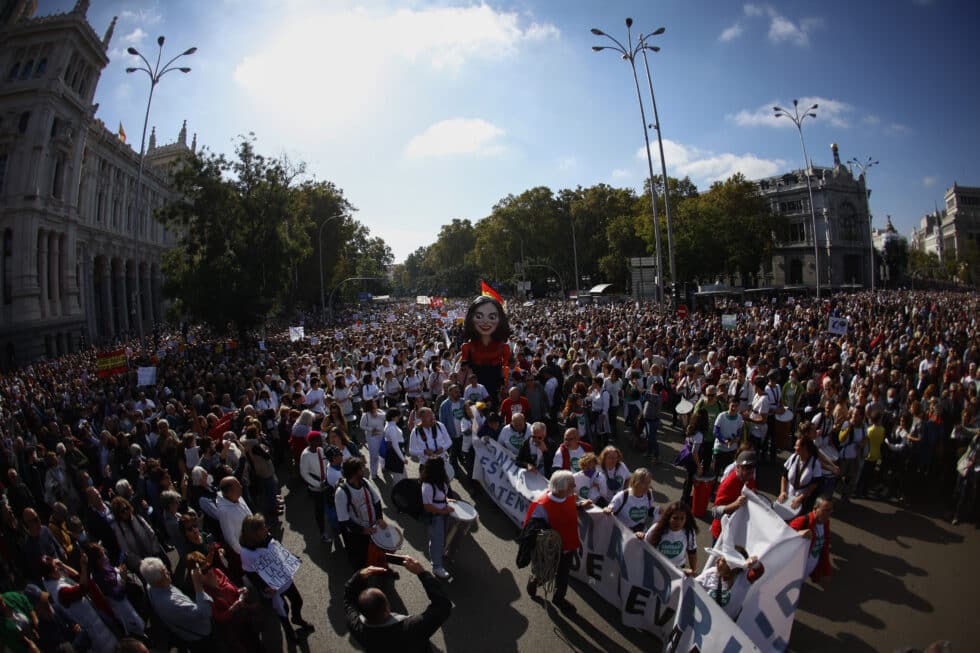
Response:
[370,523,404,553]
[773,411,793,450]
[775,407,794,423]
[675,398,694,415]
[450,500,478,523]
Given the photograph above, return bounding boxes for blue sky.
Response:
[53,0,980,261]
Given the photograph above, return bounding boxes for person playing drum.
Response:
[335,457,391,571]
[420,457,454,580]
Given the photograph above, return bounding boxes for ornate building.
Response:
[754,144,872,289]
[0,0,190,366]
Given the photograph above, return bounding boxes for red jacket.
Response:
[524,491,580,552]
[710,468,757,539]
[790,511,832,581]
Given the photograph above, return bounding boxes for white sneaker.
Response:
[433,567,451,579]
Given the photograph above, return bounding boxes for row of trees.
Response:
[158,135,392,334]
[391,174,780,297]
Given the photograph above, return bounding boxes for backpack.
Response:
[389,478,425,520]
[613,489,654,517]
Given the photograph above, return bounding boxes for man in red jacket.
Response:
[710,450,758,541]
[790,496,833,586]
[523,470,592,611]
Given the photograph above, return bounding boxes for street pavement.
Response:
[276,419,978,652]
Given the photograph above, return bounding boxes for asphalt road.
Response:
[276,420,978,653]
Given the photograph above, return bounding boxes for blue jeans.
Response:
[645,418,661,458]
[430,514,447,569]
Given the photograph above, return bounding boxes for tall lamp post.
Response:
[570,215,580,300]
[591,18,665,303]
[318,213,346,321]
[773,100,821,298]
[126,36,196,344]
[638,30,675,286]
[848,156,878,290]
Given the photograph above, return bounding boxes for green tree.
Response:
[158,135,314,335]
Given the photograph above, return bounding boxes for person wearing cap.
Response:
[299,431,332,543]
[709,451,758,542]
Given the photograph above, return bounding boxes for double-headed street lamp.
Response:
[848,156,879,291]
[773,100,821,298]
[591,18,667,303]
[126,36,196,344]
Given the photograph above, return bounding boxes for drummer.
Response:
[420,457,455,580]
[335,457,390,570]
[409,408,454,480]
[764,371,786,463]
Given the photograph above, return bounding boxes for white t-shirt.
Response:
[804,522,826,578]
[596,463,630,500]
[608,490,659,529]
[553,444,588,472]
[784,453,822,498]
[713,412,743,453]
[573,470,602,501]
[748,393,770,439]
[464,383,490,403]
[649,526,696,569]
[335,481,381,529]
[305,388,326,414]
[498,423,531,453]
[421,481,449,509]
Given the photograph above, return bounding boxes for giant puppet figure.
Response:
[459,295,512,406]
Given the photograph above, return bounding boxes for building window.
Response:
[786,222,806,242]
[18,112,29,133]
[97,191,104,223]
[19,60,32,79]
[33,58,47,78]
[788,259,804,285]
[51,157,64,199]
[778,199,810,214]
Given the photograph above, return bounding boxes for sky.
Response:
[49,0,980,262]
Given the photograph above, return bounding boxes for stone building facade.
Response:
[0,0,189,366]
[754,144,872,290]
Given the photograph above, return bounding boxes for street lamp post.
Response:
[848,156,879,291]
[570,216,580,300]
[638,30,675,286]
[592,18,665,303]
[328,276,383,322]
[126,36,196,346]
[773,100,821,298]
[318,213,346,321]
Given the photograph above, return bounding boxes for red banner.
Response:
[96,349,128,378]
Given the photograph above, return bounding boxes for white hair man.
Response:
[522,469,593,612]
[142,556,214,647]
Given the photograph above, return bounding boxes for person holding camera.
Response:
[343,556,452,653]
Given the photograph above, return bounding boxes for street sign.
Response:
[676,304,688,319]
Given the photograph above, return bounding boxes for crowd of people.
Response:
[0,288,977,652]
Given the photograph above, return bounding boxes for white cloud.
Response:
[886,122,912,135]
[729,96,852,128]
[611,168,632,179]
[923,176,938,187]
[719,23,744,42]
[404,118,505,158]
[123,28,146,45]
[119,9,162,26]
[637,139,785,185]
[233,5,558,139]
[735,4,822,47]
[862,115,881,125]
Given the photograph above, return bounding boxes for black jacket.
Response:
[515,438,554,478]
[345,571,451,653]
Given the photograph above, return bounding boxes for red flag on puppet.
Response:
[480,280,503,304]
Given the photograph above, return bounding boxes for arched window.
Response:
[6,62,19,80]
[33,58,47,77]
[19,60,32,79]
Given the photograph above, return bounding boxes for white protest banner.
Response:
[722,314,737,330]
[386,313,396,323]
[137,366,157,387]
[471,437,545,524]
[733,490,808,653]
[416,295,430,305]
[251,539,302,592]
[288,326,305,342]
[827,316,848,336]
[471,439,761,649]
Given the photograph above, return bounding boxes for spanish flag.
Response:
[118,122,126,143]
[480,280,503,304]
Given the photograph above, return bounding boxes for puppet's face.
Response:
[473,305,500,337]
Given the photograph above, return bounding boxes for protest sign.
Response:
[137,367,157,387]
[470,439,763,650]
[827,316,848,336]
[289,326,305,342]
[251,539,301,592]
[96,349,127,378]
[721,314,737,330]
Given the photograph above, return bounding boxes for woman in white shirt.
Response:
[572,453,602,503]
[645,501,698,574]
[604,468,659,536]
[460,400,484,476]
[420,457,454,579]
[359,399,386,480]
[595,446,630,507]
[382,408,407,484]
